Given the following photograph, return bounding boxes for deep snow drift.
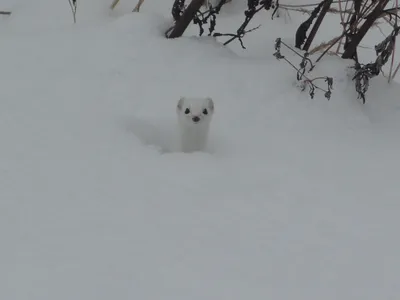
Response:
[1,1,400,300]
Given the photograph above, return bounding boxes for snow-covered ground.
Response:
[1,1,400,299]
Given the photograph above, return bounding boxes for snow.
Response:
[1,0,400,299]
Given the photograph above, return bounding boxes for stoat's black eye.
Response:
[184,108,190,114]
[202,109,208,115]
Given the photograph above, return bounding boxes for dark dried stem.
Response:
[302,0,333,51]
[68,0,77,24]
[167,0,205,38]
[342,0,390,59]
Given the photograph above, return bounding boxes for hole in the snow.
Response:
[123,116,179,154]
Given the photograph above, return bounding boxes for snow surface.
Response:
[1,0,400,299]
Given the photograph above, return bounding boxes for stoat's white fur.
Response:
[176,96,215,153]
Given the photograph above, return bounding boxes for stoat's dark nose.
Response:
[192,116,200,123]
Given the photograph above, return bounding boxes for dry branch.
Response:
[133,0,145,12]
[68,0,77,23]
[167,0,205,39]
[280,4,351,15]
[342,0,390,59]
[387,0,398,83]
[309,34,343,55]
[303,0,333,51]
[110,0,120,10]
[392,62,400,79]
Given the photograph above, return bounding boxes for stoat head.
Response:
[177,96,214,125]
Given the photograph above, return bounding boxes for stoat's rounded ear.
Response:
[206,97,214,112]
[177,97,185,111]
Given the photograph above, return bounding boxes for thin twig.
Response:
[309,34,343,55]
[68,0,77,23]
[218,3,265,48]
[338,0,345,24]
[392,61,400,79]
[280,5,352,15]
[388,0,398,83]
[273,38,333,100]
[110,0,120,10]
[281,1,355,8]
[335,0,346,53]
[133,0,145,12]
[336,0,354,53]
[316,33,345,62]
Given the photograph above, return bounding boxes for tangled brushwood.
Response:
[213,0,278,48]
[291,0,400,103]
[171,0,226,36]
[168,0,399,103]
[193,0,227,36]
[274,38,333,100]
[170,0,279,47]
